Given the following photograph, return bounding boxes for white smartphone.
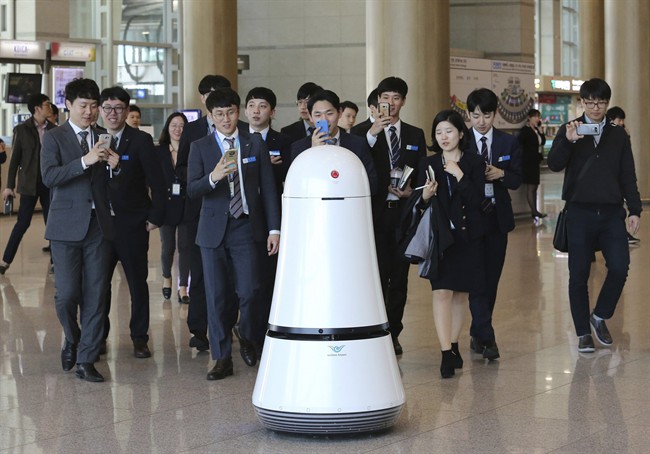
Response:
[427,165,435,182]
[98,133,112,149]
[576,123,600,136]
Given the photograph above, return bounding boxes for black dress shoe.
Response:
[189,334,210,351]
[440,350,455,379]
[0,263,9,275]
[451,342,463,369]
[178,291,190,304]
[76,363,104,382]
[483,341,500,361]
[162,287,172,300]
[99,340,107,355]
[578,334,595,352]
[239,339,258,367]
[133,340,152,358]
[590,313,613,346]
[42,245,51,252]
[470,336,485,354]
[61,340,77,371]
[392,337,403,355]
[207,357,234,380]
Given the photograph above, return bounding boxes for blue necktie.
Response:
[389,126,400,168]
[225,138,243,219]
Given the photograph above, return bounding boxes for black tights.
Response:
[526,184,539,216]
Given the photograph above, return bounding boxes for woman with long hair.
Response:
[518,109,547,219]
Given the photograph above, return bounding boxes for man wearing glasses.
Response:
[98,86,166,359]
[280,82,322,143]
[548,78,641,353]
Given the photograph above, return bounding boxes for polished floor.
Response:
[1,172,648,453]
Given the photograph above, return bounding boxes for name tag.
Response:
[269,150,281,157]
[406,145,419,151]
[172,183,181,196]
[484,183,494,198]
[497,155,510,162]
[120,155,129,161]
[242,157,256,164]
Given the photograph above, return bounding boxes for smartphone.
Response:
[98,133,112,150]
[427,165,435,182]
[576,123,600,136]
[224,147,238,169]
[379,102,390,118]
[315,119,329,137]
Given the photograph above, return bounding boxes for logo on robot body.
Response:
[327,345,347,357]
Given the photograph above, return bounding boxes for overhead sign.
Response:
[0,40,46,60]
[537,75,585,93]
[51,42,96,62]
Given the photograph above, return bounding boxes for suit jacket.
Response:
[187,129,280,248]
[6,117,56,195]
[468,127,522,233]
[157,143,186,226]
[350,120,427,216]
[281,120,309,144]
[265,128,292,198]
[108,124,166,227]
[518,124,546,183]
[40,121,115,241]
[290,130,379,196]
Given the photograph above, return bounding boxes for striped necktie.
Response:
[389,126,400,168]
[225,137,243,218]
[78,131,90,154]
[480,136,489,163]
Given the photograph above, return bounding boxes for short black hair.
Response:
[296,82,322,101]
[428,109,471,152]
[206,88,241,112]
[27,93,50,115]
[159,112,188,145]
[580,78,611,101]
[607,106,625,120]
[198,75,231,95]
[65,78,100,104]
[100,86,131,106]
[340,100,359,113]
[466,88,498,114]
[377,77,408,98]
[128,104,141,114]
[367,89,379,108]
[245,87,277,109]
[527,108,541,118]
[307,89,340,114]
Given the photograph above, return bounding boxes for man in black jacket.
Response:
[548,78,641,353]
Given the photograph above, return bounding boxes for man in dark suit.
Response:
[176,74,236,352]
[40,78,120,382]
[465,88,522,361]
[351,88,379,134]
[291,89,378,196]
[98,86,166,359]
[280,82,322,143]
[1,94,56,275]
[350,77,426,355]
[188,88,280,381]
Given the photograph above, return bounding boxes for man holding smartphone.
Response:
[548,78,641,353]
[351,77,426,355]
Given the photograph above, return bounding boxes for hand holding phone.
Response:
[98,133,112,150]
[379,102,390,118]
[315,119,329,137]
[427,165,435,182]
[576,123,600,136]
[224,147,238,170]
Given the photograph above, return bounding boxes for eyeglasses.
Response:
[102,105,126,114]
[212,109,238,121]
[583,100,608,109]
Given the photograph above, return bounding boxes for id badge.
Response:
[484,183,495,198]
[172,183,181,196]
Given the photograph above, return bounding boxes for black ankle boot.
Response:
[440,350,455,378]
[450,342,463,369]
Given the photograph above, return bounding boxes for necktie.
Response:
[78,131,90,154]
[389,126,400,168]
[111,136,119,151]
[307,126,315,136]
[326,137,338,145]
[480,136,489,163]
[225,138,243,219]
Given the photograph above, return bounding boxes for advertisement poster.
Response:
[450,57,535,130]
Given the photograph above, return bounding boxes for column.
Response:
[605,0,650,198]
[366,0,450,132]
[182,0,238,110]
[579,0,604,78]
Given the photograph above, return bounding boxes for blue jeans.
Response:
[566,203,629,336]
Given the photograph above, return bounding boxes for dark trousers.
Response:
[566,203,629,336]
[375,205,410,339]
[160,223,191,286]
[102,217,151,342]
[51,217,109,363]
[469,212,508,343]
[2,182,50,264]
[186,218,208,336]
[201,217,264,361]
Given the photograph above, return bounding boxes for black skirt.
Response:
[429,230,485,293]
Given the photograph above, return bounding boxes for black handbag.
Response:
[553,206,568,252]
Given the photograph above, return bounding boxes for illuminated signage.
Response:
[51,42,96,62]
[0,40,46,60]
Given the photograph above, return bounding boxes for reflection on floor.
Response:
[1,173,648,453]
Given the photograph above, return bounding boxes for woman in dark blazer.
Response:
[518,109,546,219]
[157,112,190,303]
[416,110,486,379]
